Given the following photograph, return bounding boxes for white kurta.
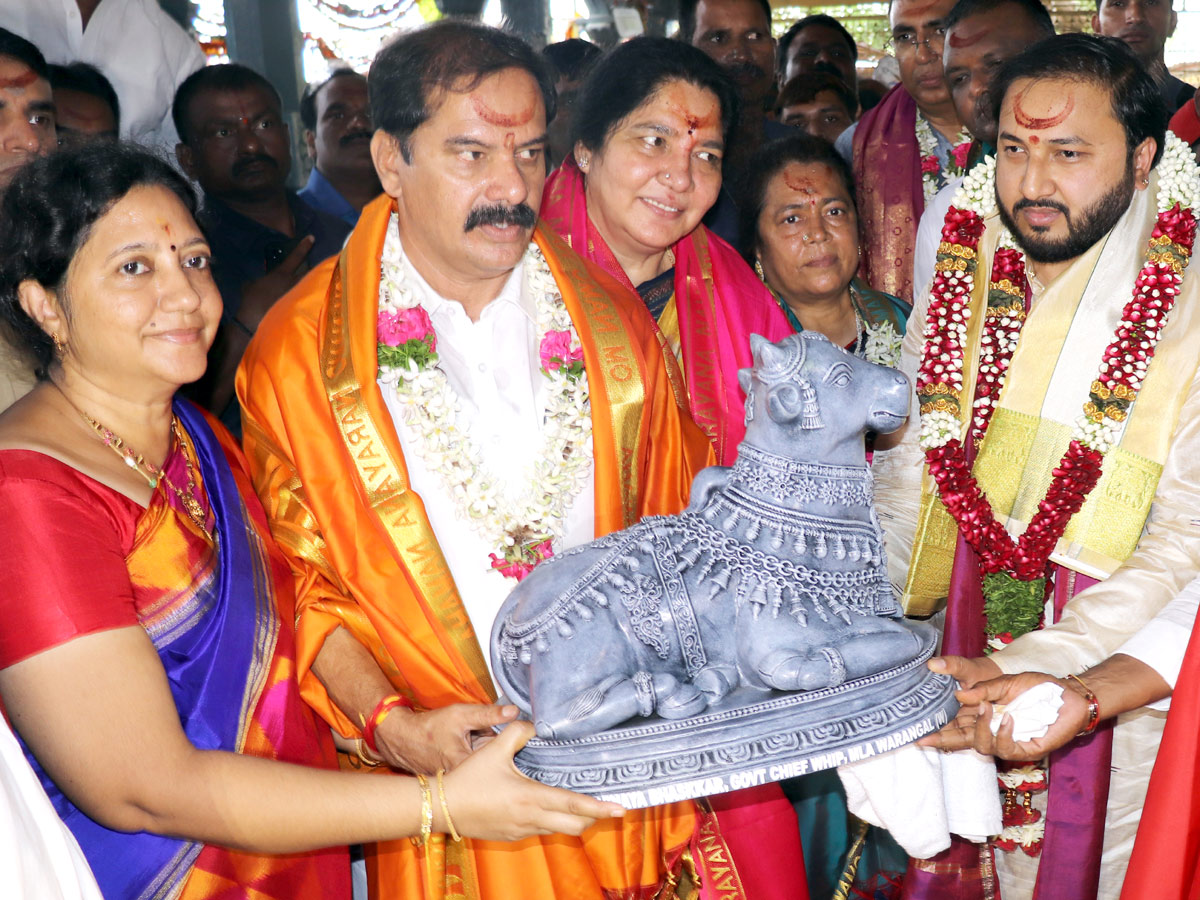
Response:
[873,172,1200,899]
[377,238,596,685]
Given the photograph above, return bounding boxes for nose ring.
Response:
[663,172,671,181]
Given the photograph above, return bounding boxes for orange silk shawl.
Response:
[236,195,714,900]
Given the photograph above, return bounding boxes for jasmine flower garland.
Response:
[376,215,593,581]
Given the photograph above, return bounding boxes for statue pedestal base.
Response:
[507,621,957,809]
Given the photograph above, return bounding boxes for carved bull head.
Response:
[740,333,823,429]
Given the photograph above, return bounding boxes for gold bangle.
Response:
[436,768,462,842]
[1065,673,1101,737]
[353,738,382,768]
[412,773,433,846]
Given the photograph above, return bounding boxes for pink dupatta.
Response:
[853,84,924,304]
[540,158,808,900]
[540,157,791,465]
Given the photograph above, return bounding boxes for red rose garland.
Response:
[918,177,1196,643]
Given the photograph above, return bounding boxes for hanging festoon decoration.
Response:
[191,0,229,63]
[296,0,423,78]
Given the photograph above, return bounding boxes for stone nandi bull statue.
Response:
[492,332,916,740]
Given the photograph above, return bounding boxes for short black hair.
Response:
[991,33,1167,168]
[678,0,773,43]
[943,0,1054,36]
[738,133,854,258]
[541,38,602,83]
[0,143,197,379]
[299,67,363,132]
[172,63,283,146]
[778,15,858,68]
[0,28,48,81]
[370,20,556,164]
[777,72,857,119]
[47,62,121,133]
[574,37,740,155]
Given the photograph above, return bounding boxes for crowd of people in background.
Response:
[0,1,1199,899]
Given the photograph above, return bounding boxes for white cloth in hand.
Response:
[839,744,1002,859]
[989,681,1066,741]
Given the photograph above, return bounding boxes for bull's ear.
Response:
[749,334,769,360]
[738,367,752,393]
[766,384,803,423]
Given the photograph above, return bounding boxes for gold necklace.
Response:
[76,406,213,542]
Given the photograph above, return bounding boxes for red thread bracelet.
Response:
[1065,673,1100,737]
[362,693,412,754]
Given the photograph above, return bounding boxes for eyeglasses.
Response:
[888,27,947,56]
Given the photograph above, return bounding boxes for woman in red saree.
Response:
[540,36,792,468]
[0,144,621,899]
[540,37,806,900]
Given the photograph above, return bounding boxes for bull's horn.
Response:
[749,333,770,357]
[738,367,752,393]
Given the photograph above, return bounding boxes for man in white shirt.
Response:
[236,19,725,900]
[0,0,203,150]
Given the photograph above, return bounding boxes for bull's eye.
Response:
[823,362,853,388]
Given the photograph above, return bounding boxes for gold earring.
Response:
[51,333,65,355]
[754,257,765,280]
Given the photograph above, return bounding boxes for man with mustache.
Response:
[1093,0,1194,115]
[836,0,966,304]
[777,14,859,113]
[911,0,1054,296]
[299,68,381,226]
[236,20,728,900]
[681,0,796,244]
[172,63,350,434]
[873,33,1200,900]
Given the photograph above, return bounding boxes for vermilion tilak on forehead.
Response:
[57,102,109,128]
[947,25,990,49]
[898,1,939,20]
[472,95,535,128]
[0,68,37,90]
[1013,89,1074,131]
[783,172,818,194]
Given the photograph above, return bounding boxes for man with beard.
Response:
[235,20,747,900]
[912,0,1054,295]
[1093,0,1194,115]
[777,14,859,113]
[871,33,1200,900]
[681,0,795,243]
[298,68,381,226]
[172,63,350,433]
[837,0,966,303]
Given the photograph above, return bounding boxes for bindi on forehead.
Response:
[1029,135,1040,144]
[1012,88,1075,131]
[948,25,991,48]
[471,95,535,128]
